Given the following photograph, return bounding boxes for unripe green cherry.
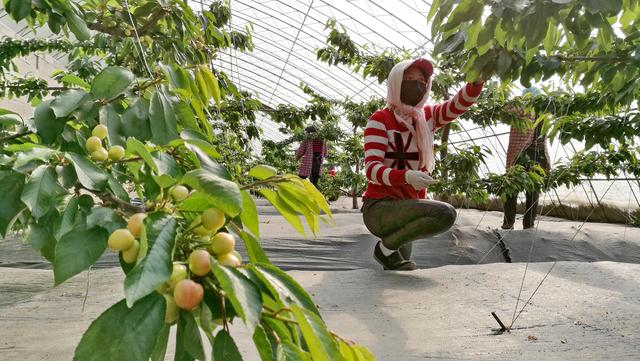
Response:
[92,124,108,140]
[108,145,125,161]
[202,208,225,232]
[217,253,241,267]
[171,185,189,201]
[163,293,180,324]
[85,136,102,152]
[108,229,135,251]
[121,239,140,263]
[91,147,108,162]
[209,232,235,256]
[127,213,146,238]
[188,249,211,276]
[168,263,188,287]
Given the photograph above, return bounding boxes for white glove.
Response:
[404,170,438,190]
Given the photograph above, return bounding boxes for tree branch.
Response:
[553,55,627,63]
[87,8,168,38]
[0,130,33,142]
[96,190,145,214]
[138,9,168,35]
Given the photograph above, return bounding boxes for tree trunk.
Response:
[352,160,360,209]
[439,90,451,181]
[440,123,451,180]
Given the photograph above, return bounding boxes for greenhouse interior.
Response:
[1,1,639,360]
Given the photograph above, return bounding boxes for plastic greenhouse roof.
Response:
[190,0,434,142]
[186,1,640,209]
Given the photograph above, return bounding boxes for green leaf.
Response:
[73,293,165,361]
[54,226,109,285]
[126,138,158,172]
[240,229,271,264]
[200,65,221,110]
[443,0,483,31]
[464,20,482,50]
[178,130,220,157]
[152,151,180,178]
[56,195,90,240]
[252,263,320,315]
[249,165,278,180]
[427,0,440,21]
[125,213,177,307]
[20,165,66,220]
[9,0,31,21]
[122,98,152,141]
[162,64,190,90]
[276,341,308,361]
[494,20,507,46]
[523,11,547,48]
[86,207,127,234]
[66,153,108,191]
[175,311,205,361]
[543,22,558,55]
[0,171,26,237]
[56,164,78,189]
[183,169,241,216]
[434,31,465,55]
[34,100,64,144]
[60,74,90,89]
[28,213,58,262]
[100,104,125,146]
[50,89,90,118]
[175,100,199,130]
[13,148,55,173]
[150,325,171,361]
[351,346,376,360]
[149,89,180,145]
[240,190,260,238]
[279,183,319,215]
[212,329,243,361]
[107,175,130,201]
[290,304,341,361]
[496,51,513,79]
[584,0,622,15]
[301,179,332,218]
[66,10,91,41]
[211,262,262,333]
[253,326,274,361]
[184,144,230,179]
[259,188,305,236]
[92,66,135,100]
[180,192,217,212]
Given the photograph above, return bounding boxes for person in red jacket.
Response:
[361,58,483,270]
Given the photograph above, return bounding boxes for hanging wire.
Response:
[266,0,315,106]
[123,0,155,79]
[509,180,616,328]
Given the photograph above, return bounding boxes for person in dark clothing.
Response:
[296,125,327,186]
[502,87,551,230]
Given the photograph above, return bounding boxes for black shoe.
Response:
[373,241,417,271]
[501,223,514,230]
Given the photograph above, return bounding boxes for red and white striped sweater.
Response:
[363,82,483,200]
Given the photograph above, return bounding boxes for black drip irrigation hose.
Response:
[493,229,512,263]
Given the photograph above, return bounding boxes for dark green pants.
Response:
[362,198,457,260]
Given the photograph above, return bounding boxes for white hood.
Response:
[386,59,435,173]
